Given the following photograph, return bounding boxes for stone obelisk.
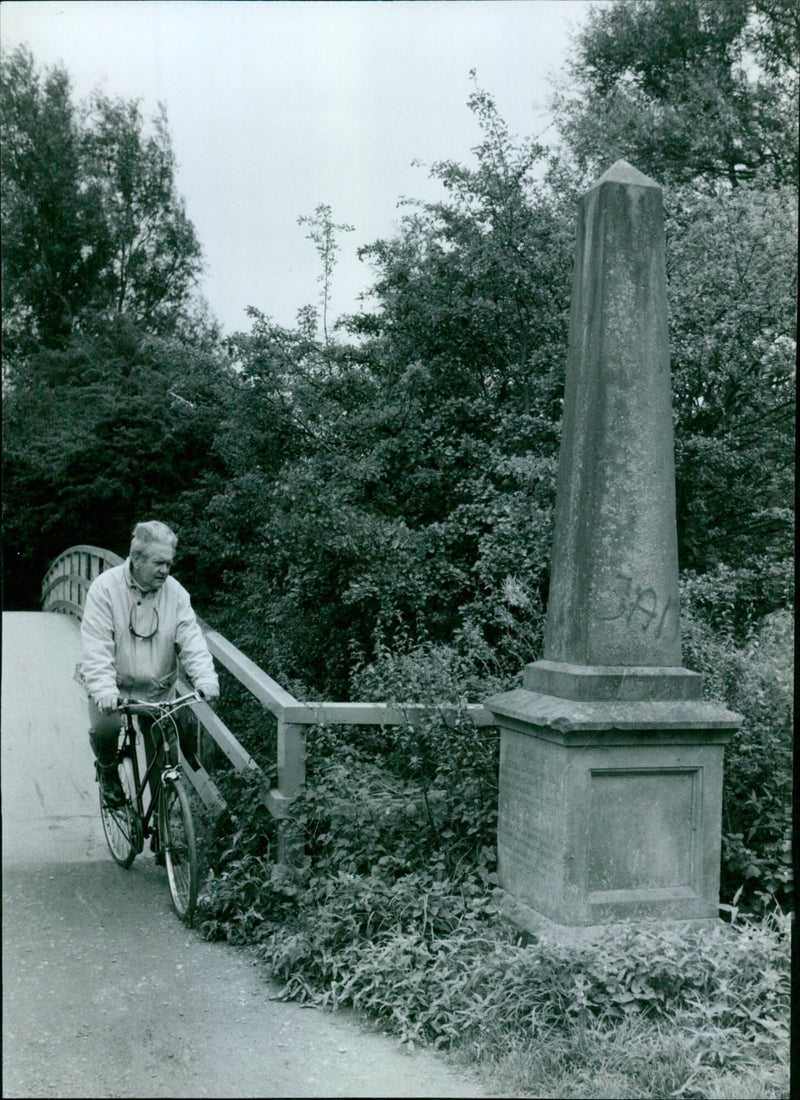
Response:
[486,161,741,929]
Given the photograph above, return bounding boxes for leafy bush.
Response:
[197,645,790,1096]
[290,716,499,888]
[680,573,793,915]
[199,780,791,1094]
[264,893,790,1052]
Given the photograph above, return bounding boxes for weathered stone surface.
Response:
[486,686,740,736]
[523,659,703,702]
[544,159,682,670]
[495,727,729,925]
[485,159,742,928]
[495,890,721,944]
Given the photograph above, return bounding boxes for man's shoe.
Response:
[97,762,126,808]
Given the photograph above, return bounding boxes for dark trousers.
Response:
[87,699,161,791]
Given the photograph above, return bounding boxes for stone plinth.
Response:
[486,689,739,926]
[485,160,742,928]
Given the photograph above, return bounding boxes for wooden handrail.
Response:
[42,545,497,856]
[282,700,495,727]
[41,573,95,602]
[197,622,302,718]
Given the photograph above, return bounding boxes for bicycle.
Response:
[98,691,202,922]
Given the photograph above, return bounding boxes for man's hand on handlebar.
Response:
[95,690,213,715]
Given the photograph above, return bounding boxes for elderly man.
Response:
[80,520,219,808]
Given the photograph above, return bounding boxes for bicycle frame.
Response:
[99,690,202,920]
[117,693,198,843]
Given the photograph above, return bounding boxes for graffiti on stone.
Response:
[593,572,679,641]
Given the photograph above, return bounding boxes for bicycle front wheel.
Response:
[160,778,198,921]
[99,760,139,869]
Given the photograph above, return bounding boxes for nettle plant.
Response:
[298,715,499,887]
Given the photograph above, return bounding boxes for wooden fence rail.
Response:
[43,545,494,855]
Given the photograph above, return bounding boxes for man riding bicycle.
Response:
[79,520,219,808]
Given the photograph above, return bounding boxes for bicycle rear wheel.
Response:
[160,778,198,921]
[99,758,140,868]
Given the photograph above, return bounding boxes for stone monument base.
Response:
[495,890,722,947]
[486,680,740,928]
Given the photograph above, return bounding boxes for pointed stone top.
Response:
[590,159,660,190]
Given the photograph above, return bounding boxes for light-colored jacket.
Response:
[80,559,219,703]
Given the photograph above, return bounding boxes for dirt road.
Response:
[2,613,489,1098]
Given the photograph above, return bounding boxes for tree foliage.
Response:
[2,318,232,608]
[297,203,354,344]
[79,91,204,331]
[354,79,572,414]
[173,82,571,696]
[1,47,96,350]
[2,46,215,606]
[1,45,203,361]
[668,181,795,579]
[553,0,798,187]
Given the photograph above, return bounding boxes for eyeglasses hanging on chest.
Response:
[129,602,159,639]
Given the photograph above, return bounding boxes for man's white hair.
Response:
[130,520,178,560]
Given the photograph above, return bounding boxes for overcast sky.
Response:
[1,0,598,335]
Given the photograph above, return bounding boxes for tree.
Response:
[552,0,798,188]
[297,203,354,345]
[80,91,203,332]
[2,48,218,609]
[1,47,103,351]
[353,79,572,414]
[667,180,796,595]
[186,84,575,695]
[2,317,232,610]
[1,46,204,362]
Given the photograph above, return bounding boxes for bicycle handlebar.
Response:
[117,691,203,716]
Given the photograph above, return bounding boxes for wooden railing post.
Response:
[274,720,306,863]
[277,720,306,796]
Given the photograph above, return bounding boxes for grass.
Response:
[481,1012,791,1099]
